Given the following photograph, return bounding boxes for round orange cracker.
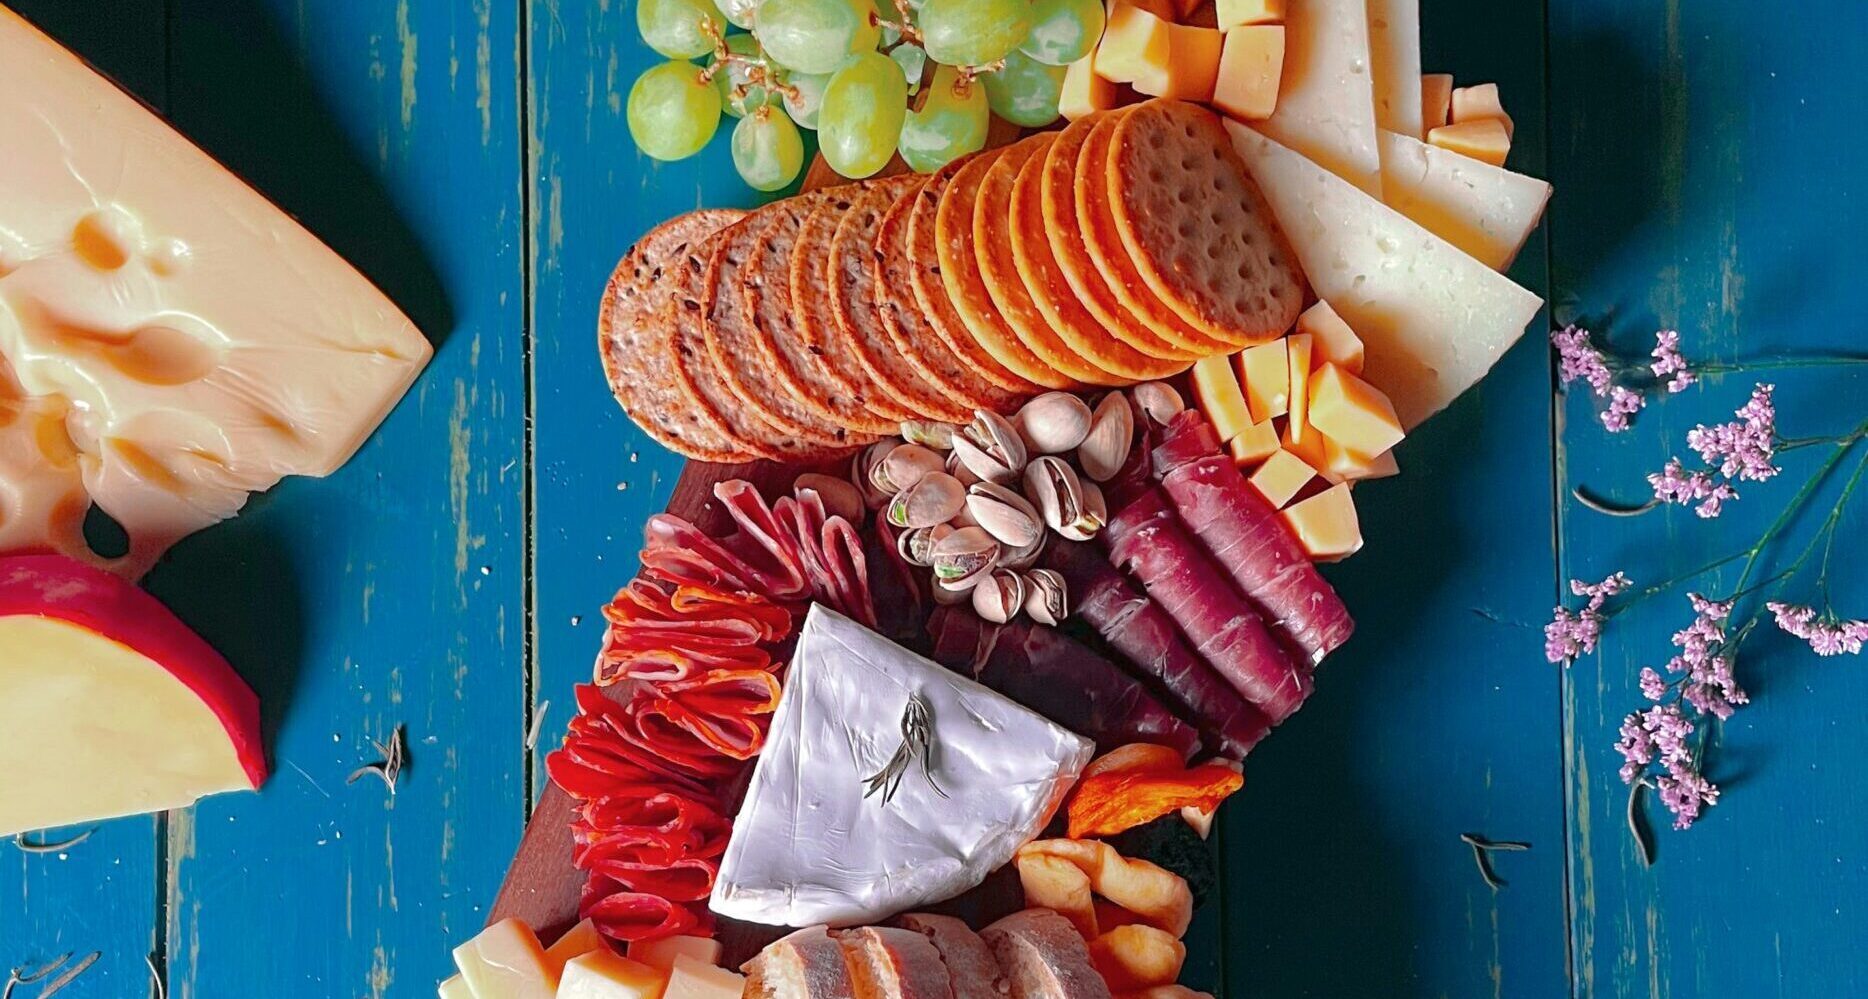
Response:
[668,231,786,461]
[1040,115,1199,363]
[1075,109,1232,356]
[1008,144,1191,383]
[906,156,1043,396]
[873,175,1031,414]
[827,178,975,424]
[936,150,1080,391]
[791,192,921,426]
[1109,99,1305,346]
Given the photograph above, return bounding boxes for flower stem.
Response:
[1696,355,1868,374]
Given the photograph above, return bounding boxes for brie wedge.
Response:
[712,605,1093,928]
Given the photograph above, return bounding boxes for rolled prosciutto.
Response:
[1103,487,1310,723]
[1044,540,1271,760]
[927,608,1202,759]
[1153,411,1355,664]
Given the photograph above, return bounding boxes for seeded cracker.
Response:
[792,193,921,425]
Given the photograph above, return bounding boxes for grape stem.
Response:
[955,58,1006,90]
[885,0,924,44]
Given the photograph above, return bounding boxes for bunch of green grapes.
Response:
[626,0,1104,188]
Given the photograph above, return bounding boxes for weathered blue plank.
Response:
[1549,1,1868,995]
[1223,2,1567,996]
[141,1,528,996]
[0,6,165,996]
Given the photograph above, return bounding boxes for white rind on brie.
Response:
[712,605,1093,928]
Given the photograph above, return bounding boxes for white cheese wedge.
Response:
[1229,124,1544,428]
[1254,0,1384,196]
[0,9,431,577]
[712,605,1093,928]
[1376,129,1552,270]
[1365,0,1422,139]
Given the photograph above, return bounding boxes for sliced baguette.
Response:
[980,910,1114,999]
[838,926,955,999]
[744,926,859,999]
[894,913,1008,999]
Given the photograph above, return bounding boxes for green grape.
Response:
[780,69,832,129]
[639,0,725,59]
[721,0,760,29]
[732,107,806,190]
[756,0,881,75]
[898,64,989,173]
[819,51,907,178]
[1019,0,1101,65]
[983,49,1064,127]
[919,0,1033,67]
[714,33,781,116]
[889,42,928,95]
[628,60,723,160]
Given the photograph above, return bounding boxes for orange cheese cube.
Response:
[1428,118,1510,167]
[1281,417,1328,473]
[1247,448,1316,507]
[558,951,667,999]
[1211,26,1284,122]
[1096,4,1173,93]
[439,975,474,999]
[1450,82,1514,137]
[1215,0,1283,28]
[1060,53,1124,121]
[1192,354,1254,442]
[1281,483,1362,559]
[452,919,556,999]
[1421,73,1453,131]
[1133,23,1224,101]
[662,955,746,999]
[1236,340,1290,421]
[626,936,724,976]
[1229,420,1281,467]
[1307,363,1404,458]
[1284,332,1313,444]
[1321,434,1399,481]
[1295,301,1364,373]
[546,919,608,979]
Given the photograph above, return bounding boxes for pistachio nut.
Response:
[1022,569,1069,626]
[930,526,1001,592]
[898,523,954,566]
[852,438,902,510]
[1015,392,1094,454]
[1130,381,1185,427]
[873,442,945,495]
[998,531,1047,571]
[887,471,966,529]
[1077,392,1135,483]
[965,481,1043,549]
[971,569,1028,624]
[900,419,956,450]
[953,410,1028,484]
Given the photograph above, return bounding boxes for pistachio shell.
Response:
[875,443,945,494]
[901,420,956,450]
[1077,392,1135,483]
[853,439,902,510]
[1025,456,1085,536]
[1060,479,1107,542]
[794,473,865,523]
[1130,381,1184,426]
[971,569,1027,624]
[887,472,966,529]
[1023,569,1068,626]
[930,526,1000,591]
[898,523,954,566]
[931,579,974,605]
[965,482,1043,548]
[999,532,1047,571]
[1015,392,1094,454]
[958,410,1029,482]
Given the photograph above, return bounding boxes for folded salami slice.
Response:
[820,516,877,629]
[1103,487,1310,723]
[1044,539,1270,760]
[927,608,1201,759]
[581,878,709,941]
[1153,411,1355,663]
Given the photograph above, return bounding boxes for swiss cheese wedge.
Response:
[1229,124,1543,428]
[1365,0,1423,139]
[1255,0,1384,196]
[1377,129,1552,270]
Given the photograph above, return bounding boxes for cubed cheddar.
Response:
[1428,118,1509,167]
[1295,300,1364,373]
[1450,82,1514,137]
[1321,434,1400,481]
[1307,363,1404,458]
[545,919,608,980]
[1228,420,1281,467]
[1285,332,1313,444]
[1215,0,1283,29]
[1096,4,1173,93]
[662,955,747,999]
[1281,483,1362,559]
[1191,354,1254,442]
[452,918,556,999]
[558,951,667,999]
[1132,23,1224,102]
[1211,26,1284,122]
[1236,340,1290,421]
[1247,448,1316,507]
[439,975,474,999]
[626,936,725,977]
[1281,416,1329,472]
[1060,53,1124,120]
[1421,73,1453,131]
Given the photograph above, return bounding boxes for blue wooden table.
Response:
[5,1,1865,996]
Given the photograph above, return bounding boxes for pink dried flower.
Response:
[1767,601,1868,657]
[1650,330,1695,393]
[1638,667,1668,702]
[1687,383,1780,483]
[1601,385,1646,432]
[1545,573,1632,664]
[1655,769,1719,830]
[1552,325,1613,394]
[1646,593,1748,719]
[1615,715,1655,783]
[1648,458,1740,518]
[1617,704,1719,829]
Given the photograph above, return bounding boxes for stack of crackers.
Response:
[600,98,1307,463]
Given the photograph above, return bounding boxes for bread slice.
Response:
[894,913,1007,999]
[838,926,954,999]
[980,910,1114,999]
[743,926,859,999]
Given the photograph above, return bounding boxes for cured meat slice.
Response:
[821,516,878,629]
[581,878,709,941]
[640,481,812,601]
[1044,540,1271,760]
[867,520,926,644]
[715,480,812,600]
[1103,488,1311,723]
[1152,411,1354,663]
[927,609,1201,759]
[586,856,720,903]
[626,695,770,765]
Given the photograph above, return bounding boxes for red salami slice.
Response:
[581,879,709,941]
[821,516,877,629]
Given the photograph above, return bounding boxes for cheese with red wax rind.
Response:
[626,936,724,976]
[1096,4,1173,93]
[1228,420,1280,466]
[1061,54,1124,121]
[558,951,668,999]
[1246,448,1316,507]
[453,919,557,999]
[1280,483,1362,559]
[1235,340,1290,421]
[0,554,266,837]
[1228,124,1544,428]
[1365,0,1422,139]
[1211,26,1286,122]
[1285,332,1314,444]
[1306,362,1404,458]
[1215,0,1283,28]
[661,955,746,999]
[1295,301,1364,373]
[1450,82,1514,137]
[1254,0,1383,195]
[1132,24,1225,102]
[1428,119,1510,167]
[1376,129,1551,270]
[1191,354,1254,442]
[1421,72,1453,131]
